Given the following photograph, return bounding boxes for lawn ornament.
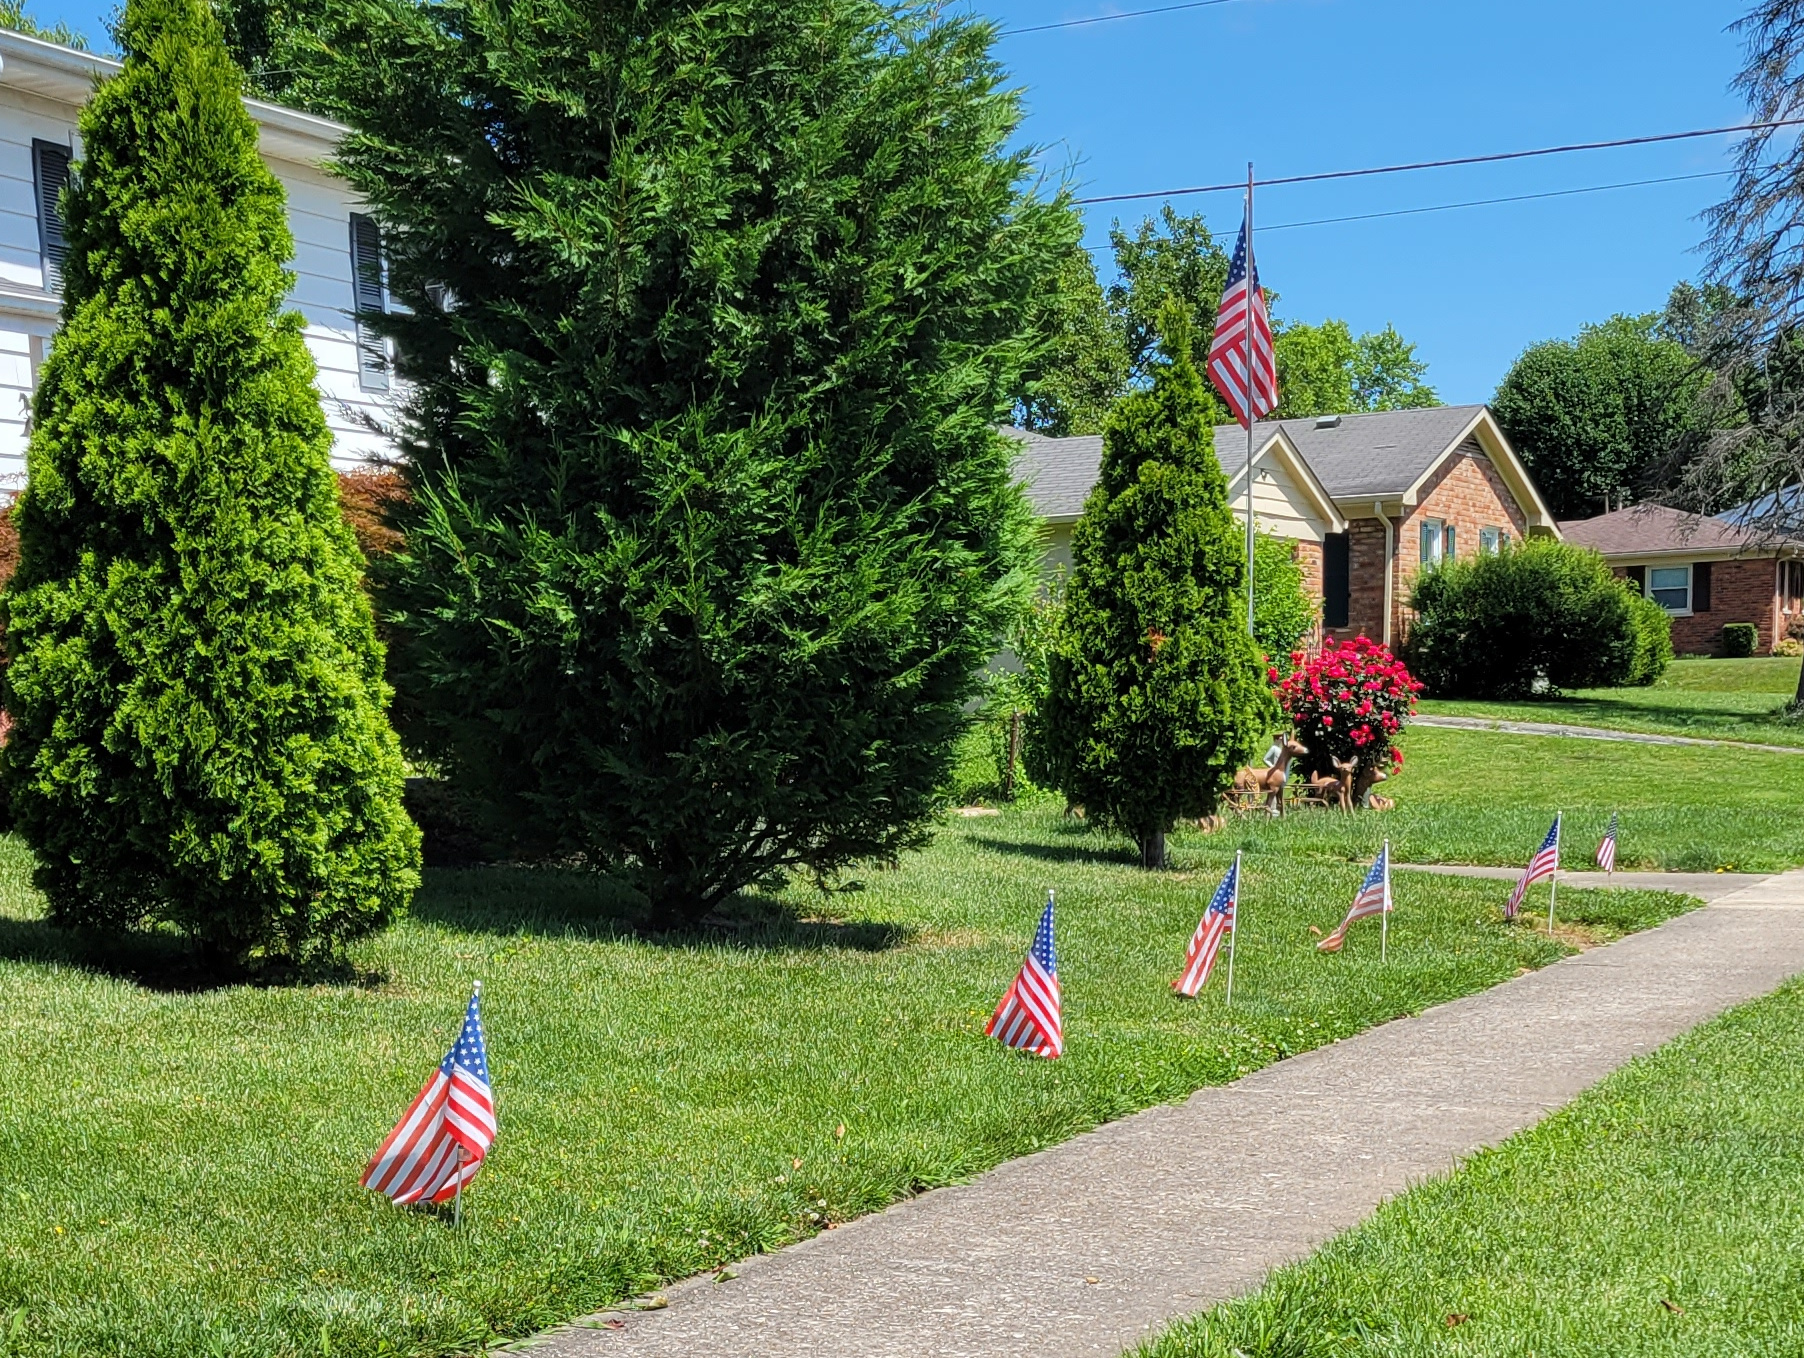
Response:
[1355,765,1389,808]
[1230,735,1309,816]
[1295,757,1355,812]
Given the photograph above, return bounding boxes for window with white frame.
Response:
[1648,565,1691,613]
[1480,525,1507,554]
[1419,517,1444,567]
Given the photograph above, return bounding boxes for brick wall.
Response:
[1653,557,1781,656]
[1395,447,1529,641]
[1290,538,1325,651]
[1325,518,1389,646]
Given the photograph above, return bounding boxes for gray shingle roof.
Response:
[1559,504,1778,557]
[1009,405,1490,520]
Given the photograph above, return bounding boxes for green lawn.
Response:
[1135,978,1804,1358]
[0,804,1693,1358]
[1420,655,1804,747]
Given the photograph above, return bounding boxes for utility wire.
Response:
[1074,117,1804,205]
[999,0,1239,37]
[1078,169,1731,252]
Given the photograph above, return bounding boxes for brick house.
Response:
[1560,505,1804,656]
[1012,404,1558,647]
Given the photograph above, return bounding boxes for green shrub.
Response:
[1626,591,1675,684]
[0,0,419,967]
[1723,621,1759,658]
[1028,305,1274,867]
[340,0,1066,924]
[1403,538,1646,698]
[1252,531,1317,673]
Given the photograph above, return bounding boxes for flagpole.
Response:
[453,1146,465,1228]
[1547,813,1561,936]
[1225,849,1241,1008]
[1380,839,1390,963]
[1243,161,1257,636]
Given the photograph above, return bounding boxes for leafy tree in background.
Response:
[0,0,418,966]
[1252,532,1316,670]
[0,0,88,45]
[1029,306,1272,869]
[1273,319,1438,419]
[1492,312,1709,520]
[326,0,1062,923]
[1013,240,1129,436]
[1107,206,1233,390]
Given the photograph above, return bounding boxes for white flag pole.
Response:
[1225,849,1242,1008]
[1547,813,1562,936]
[1380,839,1390,963]
[453,1146,465,1228]
[1243,162,1257,637]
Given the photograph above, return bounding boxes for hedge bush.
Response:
[0,0,419,967]
[1252,532,1317,674]
[1404,538,1665,698]
[1626,590,1675,685]
[1723,622,1759,658]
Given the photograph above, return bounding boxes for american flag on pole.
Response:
[986,893,1062,1058]
[1317,842,1391,953]
[1174,858,1238,997]
[363,984,497,1205]
[1505,815,1562,920]
[1206,206,1278,427]
[1596,812,1618,874]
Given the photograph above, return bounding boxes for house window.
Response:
[1480,526,1504,555]
[1442,524,1456,560]
[1418,518,1444,568]
[1648,565,1691,613]
[349,212,389,392]
[32,140,71,293]
[1322,532,1350,629]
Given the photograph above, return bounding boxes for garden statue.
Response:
[1232,735,1309,816]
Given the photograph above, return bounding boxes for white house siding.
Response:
[1226,458,1331,544]
[0,34,397,484]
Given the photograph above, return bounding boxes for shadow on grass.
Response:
[411,864,914,953]
[966,833,1140,868]
[0,914,382,993]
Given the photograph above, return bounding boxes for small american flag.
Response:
[1506,815,1562,920]
[1174,858,1238,997]
[986,893,1062,1059]
[363,984,497,1205]
[1206,205,1278,427]
[1596,812,1618,874]
[1318,842,1391,953]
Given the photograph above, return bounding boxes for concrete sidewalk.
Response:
[1414,713,1804,755]
[1398,864,1766,901]
[541,870,1804,1358]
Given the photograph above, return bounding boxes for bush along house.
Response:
[1560,504,1804,656]
[0,28,399,487]
[1012,404,1559,648]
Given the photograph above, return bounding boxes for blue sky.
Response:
[25,0,1753,402]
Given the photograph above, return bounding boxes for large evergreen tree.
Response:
[324,1,1065,922]
[0,0,419,966]
[1028,307,1274,869]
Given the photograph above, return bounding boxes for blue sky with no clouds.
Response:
[21,0,1755,403]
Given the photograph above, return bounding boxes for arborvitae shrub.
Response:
[0,0,419,966]
[330,0,1065,923]
[1028,307,1274,867]
[1626,592,1675,684]
[1404,538,1660,698]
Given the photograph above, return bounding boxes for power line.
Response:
[1073,117,1804,206]
[1079,169,1731,252]
[999,0,1238,37]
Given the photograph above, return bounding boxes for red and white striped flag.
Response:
[986,893,1062,1058]
[1505,815,1562,921]
[1318,842,1391,953]
[1206,204,1278,427]
[1596,812,1618,874]
[363,984,497,1205]
[1174,856,1239,997]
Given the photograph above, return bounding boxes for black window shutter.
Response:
[32,140,71,293]
[1692,561,1712,613]
[349,213,389,392]
[1624,565,1645,590]
[1322,532,1351,629]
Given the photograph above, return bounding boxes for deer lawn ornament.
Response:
[1232,735,1309,817]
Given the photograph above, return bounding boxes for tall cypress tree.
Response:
[0,0,420,966]
[1029,306,1274,868]
[323,1,1068,923]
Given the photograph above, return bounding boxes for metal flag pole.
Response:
[1224,849,1242,1008]
[1380,839,1390,963]
[1547,813,1562,936]
[453,1146,465,1228]
[1243,161,1257,636]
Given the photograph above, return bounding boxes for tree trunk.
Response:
[1139,828,1167,870]
[1795,655,1803,711]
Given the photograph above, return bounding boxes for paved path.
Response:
[1398,864,1767,901]
[541,870,1804,1358]
[1414,712,1804,755]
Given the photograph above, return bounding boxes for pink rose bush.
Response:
[1273,637,1421,782]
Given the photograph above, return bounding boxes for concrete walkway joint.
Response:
[541,869,1804,1358]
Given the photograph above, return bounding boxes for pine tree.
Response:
[1029,305,1274,868]
[0,0,420,967]
[322,1,1067,923]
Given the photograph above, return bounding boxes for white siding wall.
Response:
[0,83,397,483]
[1227,459,1331,544]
